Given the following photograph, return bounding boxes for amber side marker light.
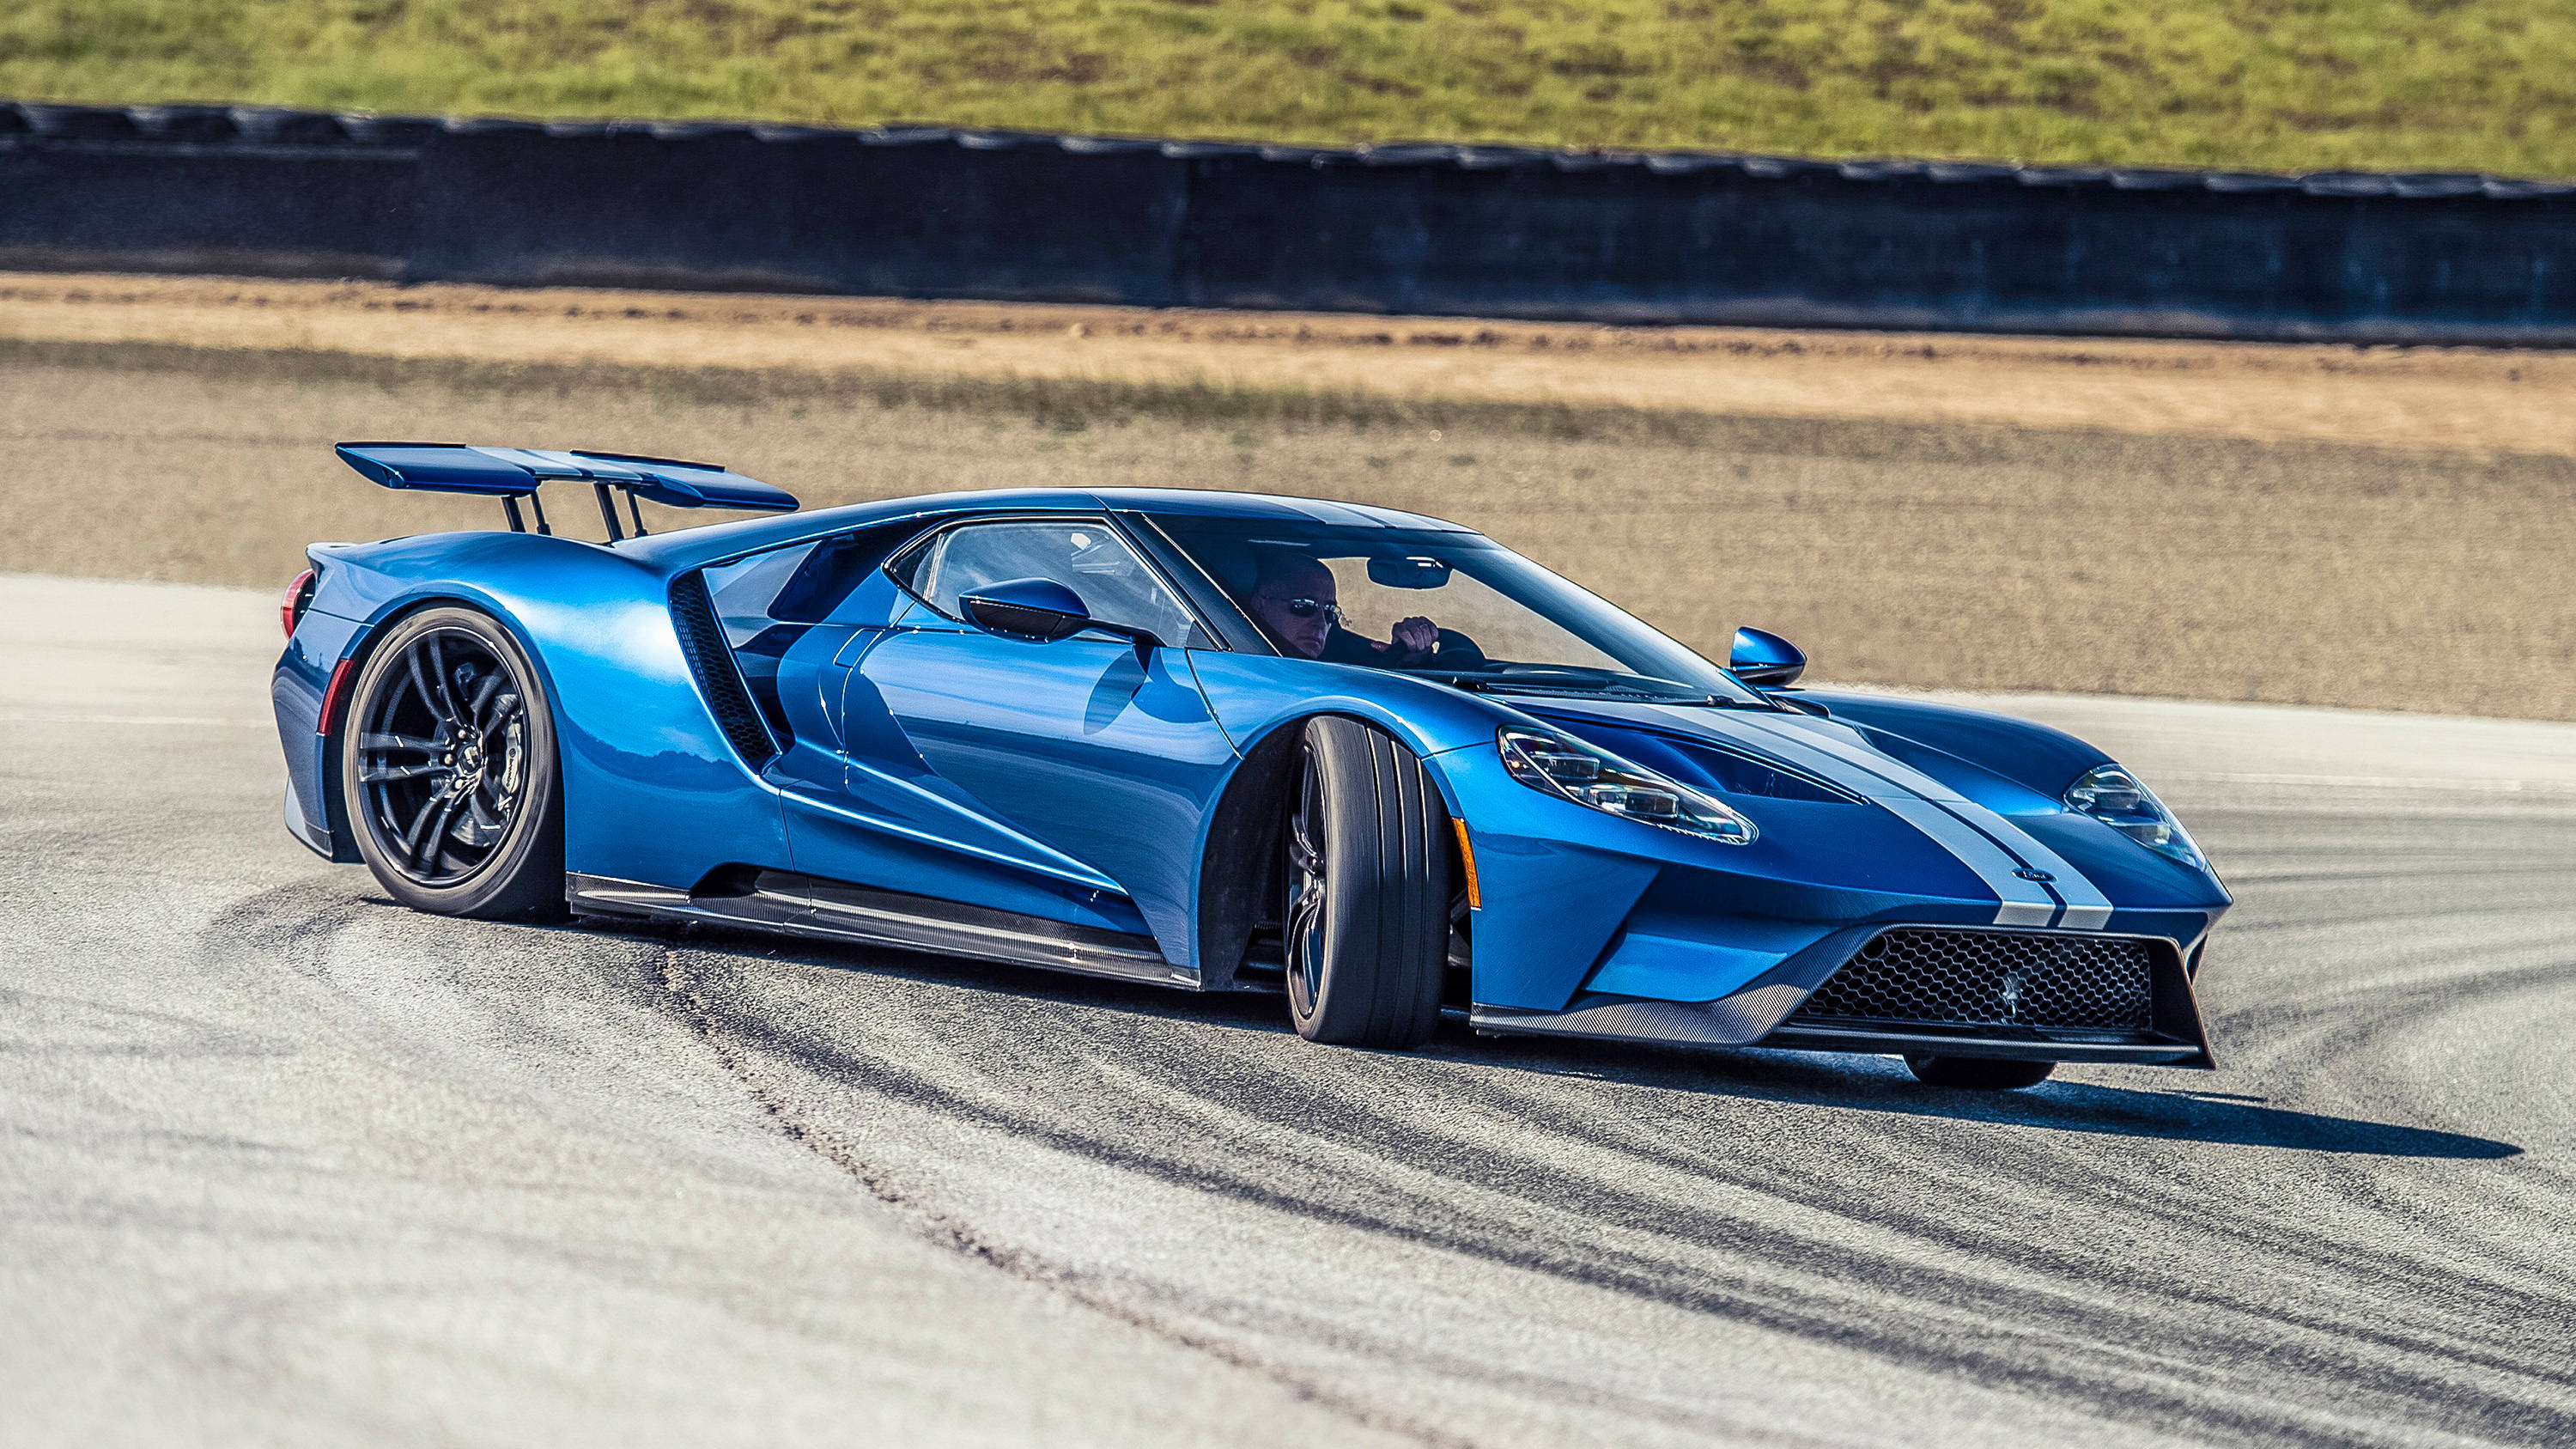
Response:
[1452,819,1482,910]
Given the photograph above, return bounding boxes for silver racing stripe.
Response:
[1867,796,2059,927]
[1726,714,2116,930]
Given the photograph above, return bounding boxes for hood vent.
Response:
[1662,738,1862,804]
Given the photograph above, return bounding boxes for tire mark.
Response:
[665,948,2555,1449]
[643,936,1481,1449]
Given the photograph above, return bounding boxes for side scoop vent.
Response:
[668,570,779,768]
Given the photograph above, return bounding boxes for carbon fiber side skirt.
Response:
[566,871,1198,989]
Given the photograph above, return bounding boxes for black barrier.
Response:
[5,100,2573,342]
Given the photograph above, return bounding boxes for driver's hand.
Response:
[1391,616,1438,654]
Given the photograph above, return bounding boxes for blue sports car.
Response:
[273,443,2228,1091]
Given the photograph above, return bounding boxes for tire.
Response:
[1282,716,1451,1049]
[1905,1055,2057,1091]
[337,606,566,921]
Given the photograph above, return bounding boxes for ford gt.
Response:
[272,443,2229,1090]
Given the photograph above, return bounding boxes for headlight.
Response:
[1498,727,1758,845]
[2064,764,2202,868]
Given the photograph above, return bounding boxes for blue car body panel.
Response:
[828,625,1235,958]
[289,529,793,893]
[276,474,2232,1066]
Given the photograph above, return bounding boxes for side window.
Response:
[890,519,1201,646]
[705,542,821,654]
[703,530,903,654]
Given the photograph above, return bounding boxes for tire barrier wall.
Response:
[7,100,2575,344]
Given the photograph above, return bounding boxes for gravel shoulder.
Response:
[9,271,2576,456]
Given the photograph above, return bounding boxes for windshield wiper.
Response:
[1419,673,1768,708]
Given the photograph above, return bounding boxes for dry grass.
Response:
[4,335,2569,721]
[10,274,2576,458]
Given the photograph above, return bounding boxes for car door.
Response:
[798,514,1242,969]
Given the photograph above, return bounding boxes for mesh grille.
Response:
[1796,928,2152,1031]
[668,571,778,767]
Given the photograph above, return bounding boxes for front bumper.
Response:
[1472,922,2216,1069]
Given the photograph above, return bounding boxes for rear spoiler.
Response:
[333,442,799,540]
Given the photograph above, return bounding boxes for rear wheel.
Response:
[1282,717,1450,1049]
[338,606,565,921]
[1905,1055,2057,1090]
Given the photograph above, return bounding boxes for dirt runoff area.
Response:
[3,271,2572,721]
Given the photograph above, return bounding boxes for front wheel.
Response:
[1282,717,1451,1049]
[337,606,566,921]
[1905,1055,2057,1091]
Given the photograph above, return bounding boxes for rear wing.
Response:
[333,442,799,540]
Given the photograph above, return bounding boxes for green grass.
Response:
[4,1,2573,175]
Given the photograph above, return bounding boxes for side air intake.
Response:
[668,570,779,768]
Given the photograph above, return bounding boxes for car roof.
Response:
[1084,487,1469,531]
[625,485,1474,573]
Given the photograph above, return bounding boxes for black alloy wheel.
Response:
[1282,716,1449,1049]
[1285,749,1331,1017]
[1905,1054,2057,1090]
[338,607,565,920]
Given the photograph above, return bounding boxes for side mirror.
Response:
[959,576,1163,658]
[960,577,1091,642]
[1728,626,1806,688]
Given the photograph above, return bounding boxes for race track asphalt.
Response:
[6,571,2573,1447]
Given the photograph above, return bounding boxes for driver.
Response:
[1243,550,1439,667]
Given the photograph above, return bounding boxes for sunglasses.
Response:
[1277,597,1343,624]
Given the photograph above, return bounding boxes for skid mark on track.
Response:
[191,880,374,984]
[1068,995,2564,1440]
[654,945,2573,1449]
[1139,1038,2566,1445]
[643,939,1478,1449]
[554,813,2576,1449]
[0,983,280,1061]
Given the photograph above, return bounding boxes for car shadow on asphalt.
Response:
[546,910,2523,1162]
[1442,1023,2525,1160]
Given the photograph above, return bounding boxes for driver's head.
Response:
[1244,551,1338,660]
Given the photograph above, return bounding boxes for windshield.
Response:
[1152,515,1767,705]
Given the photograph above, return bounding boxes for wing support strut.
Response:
[593,483,624,543]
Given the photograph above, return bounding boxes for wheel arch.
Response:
[319,591,566,862]
[1193,709,1467,993]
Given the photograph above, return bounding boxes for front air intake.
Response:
[667,570,779,768]
[1796,927,2154,1032]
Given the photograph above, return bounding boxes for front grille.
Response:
[668,571,779,767]
[1795,928,2152,1032]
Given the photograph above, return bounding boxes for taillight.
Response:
[282,568,316,638]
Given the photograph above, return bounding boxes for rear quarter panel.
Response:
[295,531,790,892]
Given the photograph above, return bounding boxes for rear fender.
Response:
[301,531,793,892]
[274,606,367,861]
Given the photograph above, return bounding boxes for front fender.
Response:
[1182,651,1536,780]
[1183,654,1759,1009]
